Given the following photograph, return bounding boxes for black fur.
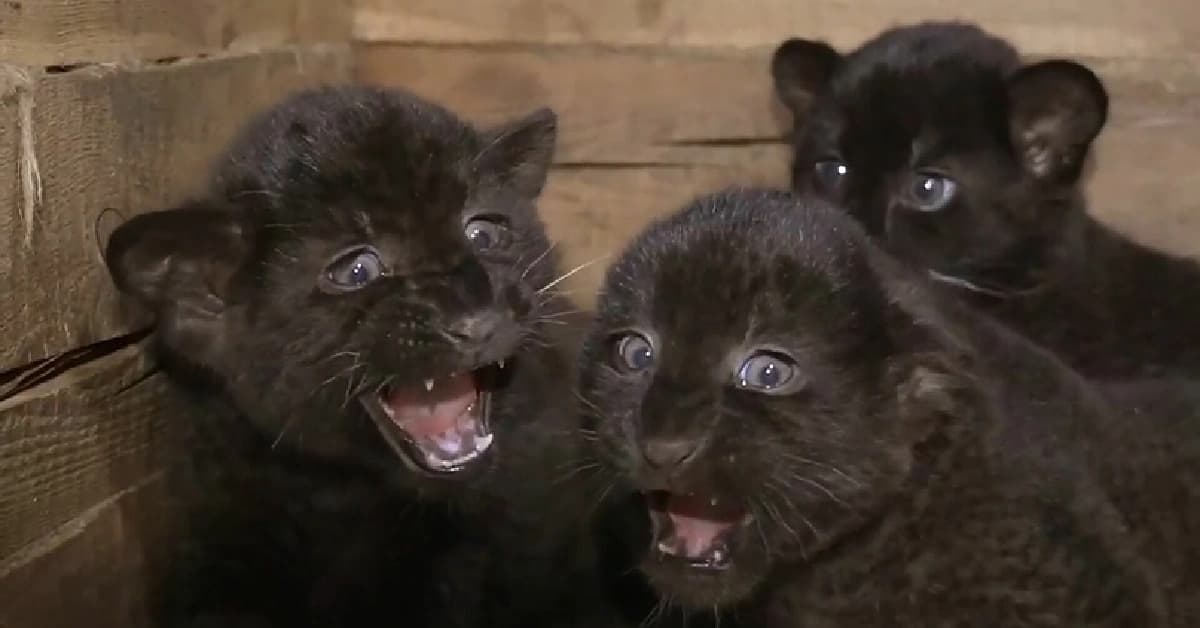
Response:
[578,187,1198,626]
[772,21,1200,378]
[104,85,612,628]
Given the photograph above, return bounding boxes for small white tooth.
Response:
[424,379,435,391]
[710,497,719,507]
[497,359,505,369]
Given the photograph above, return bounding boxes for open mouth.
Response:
[645,490,753,571]
[360,360,508,475]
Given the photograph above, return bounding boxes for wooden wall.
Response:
[355,0,1200,304]
[0,3,351,626]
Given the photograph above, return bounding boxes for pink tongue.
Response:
[666,495,739,558]
[384,373,477,438]
[668,513,735,557]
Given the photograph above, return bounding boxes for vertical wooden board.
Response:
[354,0,1200,60]
[0,80,19,290]
[0,45,351,367]
[0,0,351,66]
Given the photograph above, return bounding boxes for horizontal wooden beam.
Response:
[355,0,1200,61]
[0,0,350,66]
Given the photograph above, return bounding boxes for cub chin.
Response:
[771,21,1200,379]
[105,86,593,626]
[578,188,1164,626]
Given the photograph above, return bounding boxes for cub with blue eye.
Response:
[105,86,609,627]
[578,187,1176,626]
[771,21,1200,379]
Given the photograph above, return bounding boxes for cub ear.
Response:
[880,282,978,443]
[475,107,558,198]
[1007,60,1108,183]
[104,202,249,371]
[771,38,843,117]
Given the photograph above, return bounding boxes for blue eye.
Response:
[736,352,798,392]
[813,159,849,194]
[465,216,511,251]
[910,172,958,212]
[614,332,654,372]
[324,247,383,291]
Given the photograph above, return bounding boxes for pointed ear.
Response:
[104,202,249,370]
[1007,60,1108,183]
[771,38,843,117]
[475,107,558,198]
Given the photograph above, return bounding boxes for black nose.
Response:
[640,437,700,470]
[445,309,507,345]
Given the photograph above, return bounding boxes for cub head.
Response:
[578,188,973,608]
[772,21,1108,297]
[105,86,561,486]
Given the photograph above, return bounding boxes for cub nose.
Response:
[640,437,701,470]
[445,309,506,345]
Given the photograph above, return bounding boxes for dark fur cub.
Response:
[771,21,1200,378]
[578,187,1168,626]
[105,86,600,627]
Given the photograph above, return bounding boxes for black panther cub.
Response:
[771,21,1200,379]
[105,86,607,628]
[577,187,1198,626]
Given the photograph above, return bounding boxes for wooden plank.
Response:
[358,44,1200,289]
[0,0,351,66]
[0,345,178,562]
[0,473,171,628]
[356,44,789,165]
[0,45,351,367]
[543,164,789,307]
[354,0,1200,61]
[1089,94,1200,258]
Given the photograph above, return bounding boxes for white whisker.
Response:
[537,255,610,294]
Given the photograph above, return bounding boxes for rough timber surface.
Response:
[0,45,351,368]
[0,345,164,559]
[0,470,170,628]
[0,0,351,66]
[354,0,1200,61]
[357,44,1200,304]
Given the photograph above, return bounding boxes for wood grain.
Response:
[359,44,1200,303]
[355,0,1200,61]
[0,0,350,66]
[541,165,790,307]
[357,44,789,165]
[0,46,351,367]
[0,347,174,563]
[0,472,171,628]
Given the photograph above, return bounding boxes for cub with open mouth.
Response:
[104,86,598,626]
[578,188,1165,625]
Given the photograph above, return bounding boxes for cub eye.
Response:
[909,172,959,212]
[736,351,799,393]
[812,159,849,195]
[464,216,511,251]
[322,247,384,292]
[613,332,655,373]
